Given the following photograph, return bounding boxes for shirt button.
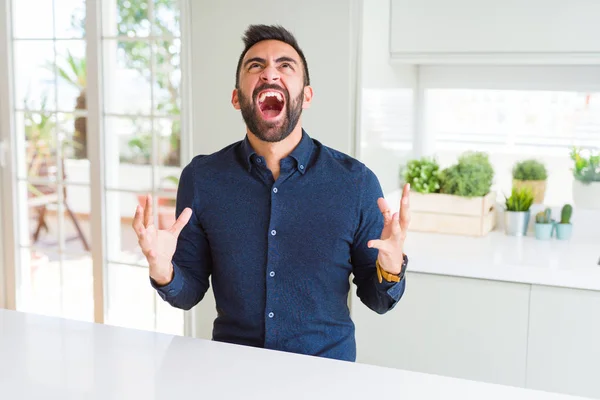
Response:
[273,187,278,193]
[268,312,274,318]
[269,271,275,277]
[299,164,304,170]
[271,229,276,236]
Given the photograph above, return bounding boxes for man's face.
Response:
[232,40,313,143]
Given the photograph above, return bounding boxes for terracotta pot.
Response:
[512,179,546,204]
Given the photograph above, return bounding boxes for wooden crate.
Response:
[408,191,497,236]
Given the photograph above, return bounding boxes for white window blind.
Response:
[426,90,600,156]
[361,88,413,146]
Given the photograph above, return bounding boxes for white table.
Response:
[0,309,592,399]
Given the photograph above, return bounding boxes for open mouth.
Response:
[257,91,285,119]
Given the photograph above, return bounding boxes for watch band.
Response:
[376,254,408,283]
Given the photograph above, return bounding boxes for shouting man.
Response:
[133,24,411,362]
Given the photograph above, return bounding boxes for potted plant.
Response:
[400,151,496,237]
[555,204,573,240]
[401,156,441,194]
[534,207,554,240]
[512,159,547,204]
[439,151,494,198]
[570,147,600,209]
[504,186,534,236]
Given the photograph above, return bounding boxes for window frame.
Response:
[0,0,194,335]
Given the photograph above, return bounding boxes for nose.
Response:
[260,64,280,83]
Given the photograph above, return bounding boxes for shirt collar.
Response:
[240,129,314,174]
[288,129,314,174]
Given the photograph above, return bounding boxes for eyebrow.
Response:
[244,56,298,68]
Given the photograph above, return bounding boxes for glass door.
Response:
[100,0,185,334]
[9,0,93,322]
[1,0,188,335]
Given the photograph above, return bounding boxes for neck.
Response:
[247,124,303,179]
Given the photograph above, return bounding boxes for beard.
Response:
[238,84,304,143]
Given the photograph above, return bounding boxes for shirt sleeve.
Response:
[151,159,213,310]
[350,166,406,315]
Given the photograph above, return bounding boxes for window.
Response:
[360,88,414,195]
[426,89,600,206]
[5,0,187,335]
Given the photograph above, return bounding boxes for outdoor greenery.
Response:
[66,0,181,166]
[512,159,547,181]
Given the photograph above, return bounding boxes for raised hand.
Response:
[132,194,192,286]
[367,183,411,275]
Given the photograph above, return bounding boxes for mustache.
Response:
[252,84,289,102]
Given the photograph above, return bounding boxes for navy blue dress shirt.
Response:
[152,129,406,361]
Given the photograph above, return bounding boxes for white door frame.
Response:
[0,0,17,310]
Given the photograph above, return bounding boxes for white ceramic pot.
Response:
[572,180,600,210]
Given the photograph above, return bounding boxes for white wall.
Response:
[189,0,361,157]
[187,0,362,339]
[356,0,417,196]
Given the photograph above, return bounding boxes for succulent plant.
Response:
[535,207,552,224]
[560,204,573,224]
[505,186,534,212]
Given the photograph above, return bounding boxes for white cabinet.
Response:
[526,285,600,399]
[353,272,600,398]
[389,0,600,64]
[353,272,530,387]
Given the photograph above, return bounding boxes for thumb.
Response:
[169,207,192,236]
[367,239,386,250]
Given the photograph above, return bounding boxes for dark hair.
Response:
[235,24,310,88]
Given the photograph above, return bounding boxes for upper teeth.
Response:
[259,91,283,103]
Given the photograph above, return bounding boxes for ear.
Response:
[231,89,241,110]
[302,86,313,109]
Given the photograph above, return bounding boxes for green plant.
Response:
[535,207,552,224]
[560,204,573,224]
[439,151,494,197]
[512,159,547,181]
[70,0,182,166]
[401,157,441,194]
[505,187,534,212]
[570,147,600,183]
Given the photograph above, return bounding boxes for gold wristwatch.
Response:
[376,254,408,283]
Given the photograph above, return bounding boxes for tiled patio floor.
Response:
[17,212,184,336]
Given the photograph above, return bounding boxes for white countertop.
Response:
[404,231,600,292]
[385,190,600,291]
[0,309,593,399]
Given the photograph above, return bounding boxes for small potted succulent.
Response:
[555,204,573,240]
[504,186,534,236]
[534,207,554,240]
[512,159,548,204]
